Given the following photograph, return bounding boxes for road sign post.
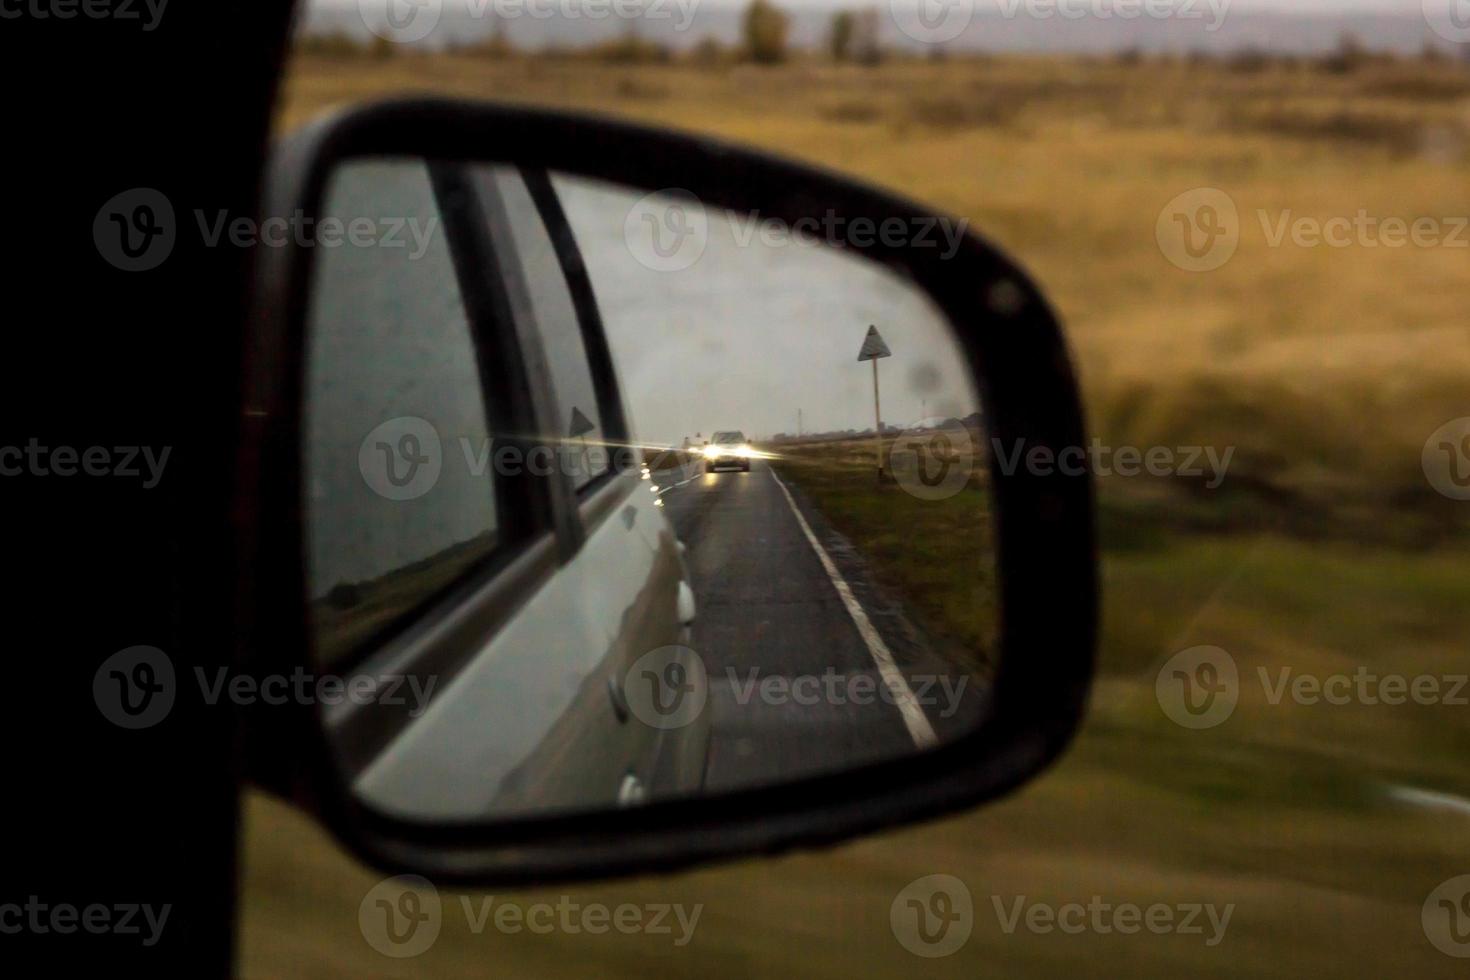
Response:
[857,325,892,479]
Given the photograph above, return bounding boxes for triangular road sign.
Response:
[569,406,596,437]
[857,325,891,361]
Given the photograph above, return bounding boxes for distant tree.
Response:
[1320,31,1369,73]
[1226,46,1272,73]
[481,21,515,59]
[370,35,395,60]
[853,7,882,66]
[742,0,790,65]
[691,34,726,66]
[598,23,671,64]
[829,10,855,62]
[296,31,368,57]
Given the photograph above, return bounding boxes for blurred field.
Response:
[242,50,1470,977]
[276,50,1470,538]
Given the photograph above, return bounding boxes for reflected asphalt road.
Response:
[655,458,986,793]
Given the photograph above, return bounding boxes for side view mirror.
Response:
[240,98,1095,883]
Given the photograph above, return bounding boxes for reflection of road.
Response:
[656,459,987,793]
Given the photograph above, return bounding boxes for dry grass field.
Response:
[239,50,1470,978]
[276,50,1470,534]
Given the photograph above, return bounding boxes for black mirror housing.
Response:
[238,98,1096,886]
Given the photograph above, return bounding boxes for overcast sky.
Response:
[552,176,979,446]
[315,0,1430,9]
[306,0,1456,54]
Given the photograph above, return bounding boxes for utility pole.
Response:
[856,324,892,479]
[797,408,802,438]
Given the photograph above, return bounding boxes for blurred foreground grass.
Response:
[242,51,1470,977]
[242,523,1470,978]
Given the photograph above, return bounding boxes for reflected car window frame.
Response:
[469,165,640,548]
[318,161,686,804]
[306,159,581,775]
[521,168,632,494]
[302,158,540,674]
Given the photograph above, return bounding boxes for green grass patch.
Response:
[770,437,998,668]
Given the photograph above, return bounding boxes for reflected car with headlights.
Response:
[703,430,752,472]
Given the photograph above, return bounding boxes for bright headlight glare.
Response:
[702,446,722,458]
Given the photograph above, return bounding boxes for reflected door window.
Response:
[303,159,498,666]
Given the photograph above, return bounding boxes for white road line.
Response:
[769,469,939,750]
[1385,783,1470,817]
[653,470,704,495]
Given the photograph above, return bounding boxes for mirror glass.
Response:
[302,157,999,821]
